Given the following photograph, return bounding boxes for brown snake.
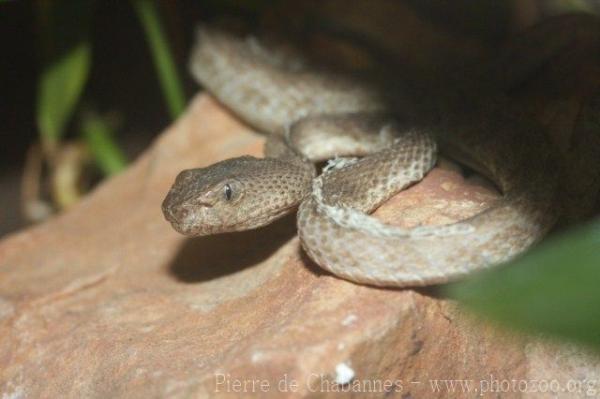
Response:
[162,28,560,287]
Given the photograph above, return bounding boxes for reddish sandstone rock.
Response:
[0,95,598,398]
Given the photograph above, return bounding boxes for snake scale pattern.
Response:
[162,28,560,287]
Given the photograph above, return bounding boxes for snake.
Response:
[161,28,560,287]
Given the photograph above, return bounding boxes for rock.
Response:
[1,95,599,398]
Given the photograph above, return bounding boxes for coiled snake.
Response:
[162,28,560,287]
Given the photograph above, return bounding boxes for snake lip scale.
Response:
[162,27,560,287]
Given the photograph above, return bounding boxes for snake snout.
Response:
[161,188,194,223]
[161,201,200,235]
[161,200,185,224]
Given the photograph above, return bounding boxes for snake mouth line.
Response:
[167,204,301,237]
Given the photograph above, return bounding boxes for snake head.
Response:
[162,156,310,236]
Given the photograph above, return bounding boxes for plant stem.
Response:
[132,0,186,119]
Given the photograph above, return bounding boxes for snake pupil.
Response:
[224,183,233,200]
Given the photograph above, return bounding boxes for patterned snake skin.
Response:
[161,28,560,287]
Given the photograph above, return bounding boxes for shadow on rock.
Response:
[298,249,329,278]
[167,213,297,283]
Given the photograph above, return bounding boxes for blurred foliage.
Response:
[35,0,93,150]
[35,0,185,172]
[81,111,127,176]
[37,40,91,148]
[32,0,185,214]
[132,0,185,118]
[447,219,600,350]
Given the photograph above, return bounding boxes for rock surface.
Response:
[1,95,599,398]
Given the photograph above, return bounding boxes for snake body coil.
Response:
[162,28,560,287]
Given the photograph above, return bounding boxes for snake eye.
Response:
[224,183,233,201]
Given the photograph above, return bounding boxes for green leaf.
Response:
[81,111,127,176]
[36,0,94,147]
[37,42,91,146]
[446,219,600,349]
[131,0,186,119]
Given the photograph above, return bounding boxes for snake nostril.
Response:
[175,204,197,222]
